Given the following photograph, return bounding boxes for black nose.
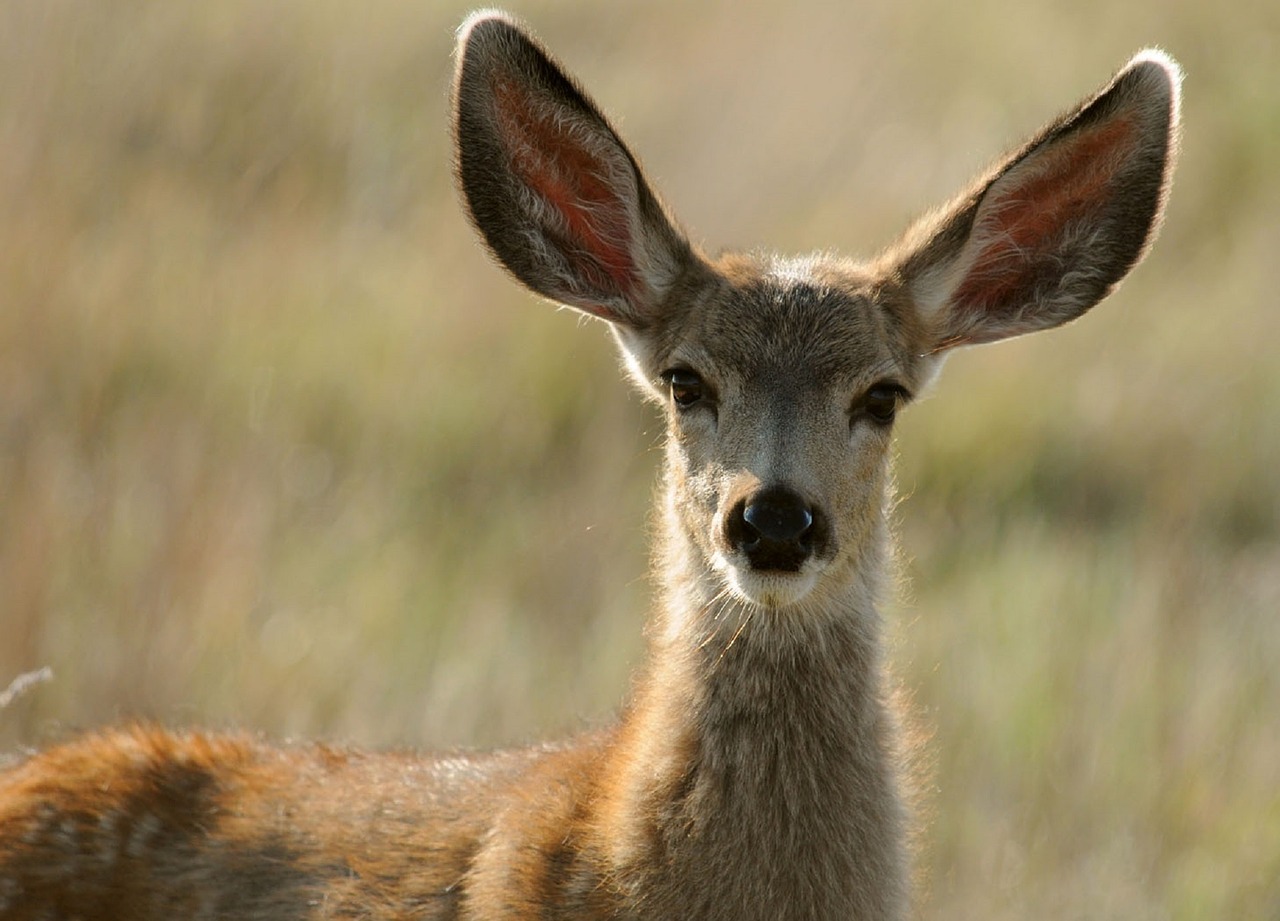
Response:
[724,486,827,572]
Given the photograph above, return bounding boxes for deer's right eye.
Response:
[663,369,705,409]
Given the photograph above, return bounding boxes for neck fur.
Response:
[591,481,910,919]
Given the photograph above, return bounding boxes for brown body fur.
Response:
[0,11,1180,920]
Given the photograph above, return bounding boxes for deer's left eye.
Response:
[855,383,909,427]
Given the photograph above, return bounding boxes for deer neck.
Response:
[592,482,908,917]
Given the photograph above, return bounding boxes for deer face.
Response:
[452,13,1179,615]
[627,255,925,609]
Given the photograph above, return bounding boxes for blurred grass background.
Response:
[1,1,1277,917]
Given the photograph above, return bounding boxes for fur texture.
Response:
[0,12,1180,920]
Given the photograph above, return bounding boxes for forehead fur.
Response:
[653,252,923,391]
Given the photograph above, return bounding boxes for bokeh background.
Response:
[2,1,1277,917]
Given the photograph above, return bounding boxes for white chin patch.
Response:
[722,561,819,609]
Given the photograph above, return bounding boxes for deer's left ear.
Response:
[890,50,1181,351]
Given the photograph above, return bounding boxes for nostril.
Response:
[725,486,823,572]
[724,497,758,553]
[743,499,813,544]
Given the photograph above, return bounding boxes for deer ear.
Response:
[893,50,1181,351]
[451,12,692,328]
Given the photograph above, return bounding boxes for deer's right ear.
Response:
[452,12,692,328]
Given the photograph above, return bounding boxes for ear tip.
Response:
[1127,47,1183,81]
[457,9,526,49]
[1120,48,1184,112]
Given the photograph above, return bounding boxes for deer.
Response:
[0,11,1180,921]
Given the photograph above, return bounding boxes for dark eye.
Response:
[664,369,705,408]
[859,384,908,427]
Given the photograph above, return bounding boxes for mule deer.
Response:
[0,11,1179,920]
